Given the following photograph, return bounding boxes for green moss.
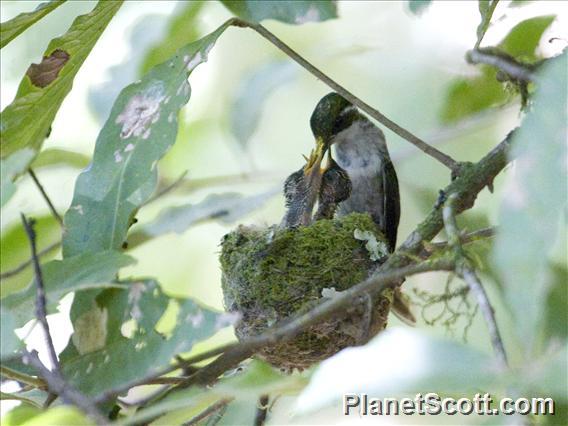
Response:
[220,213,393,369]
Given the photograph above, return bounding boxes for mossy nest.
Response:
[220,213,393,370]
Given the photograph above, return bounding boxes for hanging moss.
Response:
[220,212,393,370]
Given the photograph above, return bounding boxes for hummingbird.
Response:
[310,93,400,250]
[310,92,415,324]
[314,153,352,221]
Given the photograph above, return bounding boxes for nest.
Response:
[219,213,393,370]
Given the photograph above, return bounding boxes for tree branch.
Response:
[442,194,509,368]
[229,18,459,172]
[466,48,536,83]
[20,215,108,425]
[28,169,64,226]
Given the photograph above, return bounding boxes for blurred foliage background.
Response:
[1,1,567,424]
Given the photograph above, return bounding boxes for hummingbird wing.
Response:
[382,159,400,252]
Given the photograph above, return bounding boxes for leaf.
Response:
[295,327,498,413]
[0,308,21,358]
[543,264,568,344]
[1,250,134,330]
[128,189,278,247]
[407,0,432,15]
[140,1,205,75]
[499,15,555,62]
[0,405,42,426]
[476,0,499,48]
[0,0,66,49]
[220,0,337,24]
[62,21,233,257]
[59,279,223,397]
[493,53,567,355]
[30,148,90,170]
[230,61,297,148]
[8,406,94,426]
[0,1,123,159]
[441,66,509,123]
[0,148,35,207]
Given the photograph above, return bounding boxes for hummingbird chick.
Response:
[315,156,352,221]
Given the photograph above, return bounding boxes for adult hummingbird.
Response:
[310,92,400,250]
[310,92,415,324]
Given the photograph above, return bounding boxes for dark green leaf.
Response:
[493,53,567,353]
[499,15,555,62]
[60,280,224,397]
[62,21,232,257]
[0,1,123,159]
[1,250,134,330]
[0,148,35,207]
[128,190,278,247]
[30,148,90,170]
[407,0,432,15]
[0,0,66,49]
[220,0,337,24]
[441,66,509,123]
[230,61,297,148]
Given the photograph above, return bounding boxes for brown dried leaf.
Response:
[26,49,70,88]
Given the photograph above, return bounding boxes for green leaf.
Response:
[0,0,66,49]
[0,1,123,159]
[140,1,205,75]
[0,148,35,207]
[493,53,567,355]
[407,0,432,15]
[128,190,278,247]
[59,280,223,397]
[220,0,337,24]
[230,61,297,148]
[441,66,509,123]
[0,405,42,426]
[476,0,499,48]
[1,308,21,358]
[30,148,90,170]
[9,406,93,426]
[543,264,568,344]
[296,327,497,412]
[499,15,555,62]
[62,21,233,257]
[1,250,134,330]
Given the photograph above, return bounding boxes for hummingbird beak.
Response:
[303,137,327,181]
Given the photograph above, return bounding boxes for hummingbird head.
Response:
[310,93,359,146]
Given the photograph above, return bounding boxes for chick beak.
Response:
[303,137,327,185]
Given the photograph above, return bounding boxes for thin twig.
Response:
[20,215,108,425]
[442,194,508,368]
[230,18,459,172]
[144,170,189,205]
[0,241,61,280]
[466,48,535,83]
[182,398,233,426]
[423,226,497,256]
[21,214,59,369]
[0,365,46,389]
[28,169,64,226]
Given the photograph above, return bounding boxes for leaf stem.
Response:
[0,365,46,389]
